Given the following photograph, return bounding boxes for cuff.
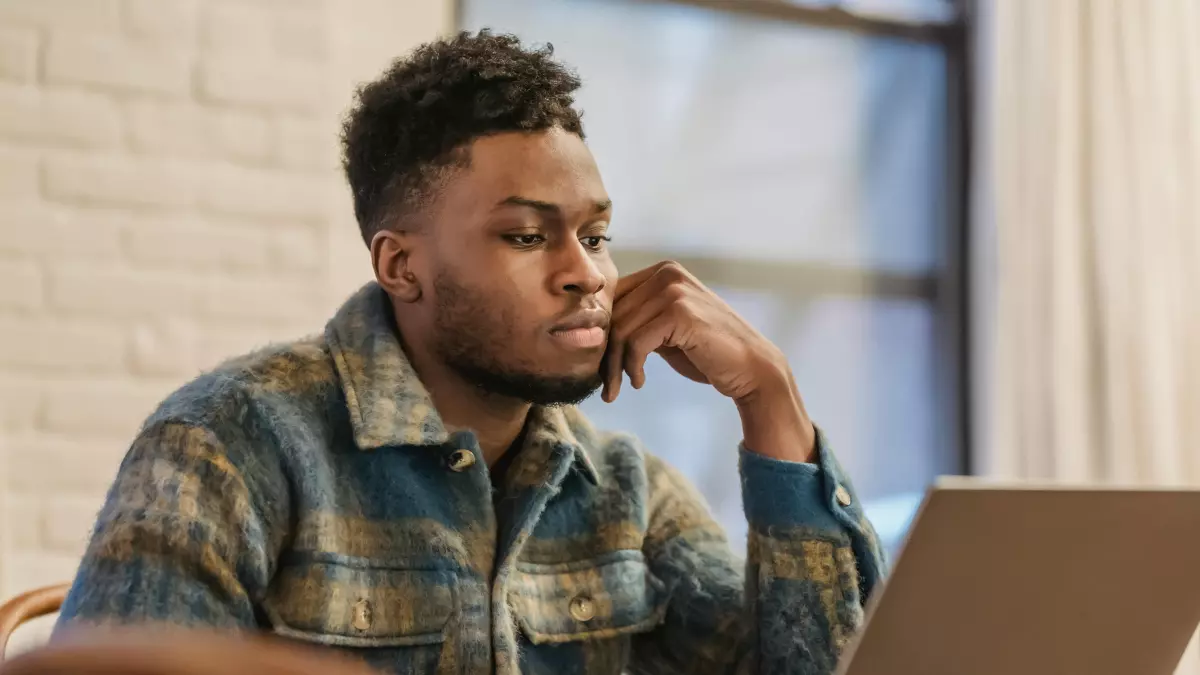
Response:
[739,426,865,533]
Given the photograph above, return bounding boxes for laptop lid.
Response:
[837,477,1200,675]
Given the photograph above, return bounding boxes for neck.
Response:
[435,376,531,467]
[395,319,530,467]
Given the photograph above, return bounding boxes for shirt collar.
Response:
[325,282,600,485]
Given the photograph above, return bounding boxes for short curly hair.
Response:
[341,30,585,245]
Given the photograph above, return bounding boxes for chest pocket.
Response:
[510,550,670,644]
[264,560,455,649]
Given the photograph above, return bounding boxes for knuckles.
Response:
[652,260,692,287]
[661,281,690,304]
[609,261,717,341]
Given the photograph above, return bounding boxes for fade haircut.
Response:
[340,30,585,245]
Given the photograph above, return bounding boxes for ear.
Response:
[370,229,422,303]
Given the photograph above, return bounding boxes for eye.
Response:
[505,234,545,248]
[582,235,612,251]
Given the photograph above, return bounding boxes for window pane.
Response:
[461,0,949,275]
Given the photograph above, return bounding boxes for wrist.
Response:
[735,366,817,463]
[734,356,798,414]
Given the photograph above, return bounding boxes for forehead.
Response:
[451,128,607,207]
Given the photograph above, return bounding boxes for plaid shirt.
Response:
[56,283,887,675]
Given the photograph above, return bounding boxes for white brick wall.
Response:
[0,0,452,621]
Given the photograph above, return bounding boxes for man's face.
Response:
[420,128,618,406]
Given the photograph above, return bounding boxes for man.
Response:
[55,31,885,675]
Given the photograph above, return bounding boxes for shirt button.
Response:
[569,595,595,622]
[352,599,372,631]
[448,449,476,472]
[835,485,852,507]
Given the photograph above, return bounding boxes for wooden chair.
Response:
[0,584,70,660]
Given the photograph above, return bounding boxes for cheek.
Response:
[479,274,539,328]
[494,268,543,313]
[499,253,563,297]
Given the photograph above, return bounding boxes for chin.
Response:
[557,357,604,379]
[520,371,602,407]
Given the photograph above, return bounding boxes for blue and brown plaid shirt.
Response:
[56,282,886,674]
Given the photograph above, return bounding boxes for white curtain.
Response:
[977,1,1200,673]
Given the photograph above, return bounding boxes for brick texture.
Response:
[0,148,38,196]
[0,28,38,83]
[126,101,273,164]
[0,85,124,149]
[196,56,327,112]
[0,260,42,311]
[201,1,327,62]
[0,316,127,374]
[43,154,198,208]
[6,436,129,496]
[0,381,39,432]
[44,32,192,96]
[123,0,200,44]
[0,204,126,260]
[0,0,450,603]
[0,0,122,32]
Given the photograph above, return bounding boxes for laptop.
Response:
[836,477,1200,675]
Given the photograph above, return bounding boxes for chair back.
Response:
[0,584,70,660]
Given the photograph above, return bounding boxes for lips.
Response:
[549,310,610,349]
[550,309,610,333]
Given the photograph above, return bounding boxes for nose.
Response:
[553,241,607,296]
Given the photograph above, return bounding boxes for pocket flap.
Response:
[266,560,455,648]
[510,551,670,645]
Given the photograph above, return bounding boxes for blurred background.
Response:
[1,0,1198,668]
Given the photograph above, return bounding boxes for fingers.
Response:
[613,260,691,301]
[622,313,677,391]
[603,291,679,402]
[613,262,664,301]
[603,261,697,402]
[612,272,674,332]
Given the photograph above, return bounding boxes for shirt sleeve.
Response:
[53,420,291,634]
[631,428,887,675]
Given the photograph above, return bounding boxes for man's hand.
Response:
[602,261,816,462]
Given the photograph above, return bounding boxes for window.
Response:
[460,0,969,555]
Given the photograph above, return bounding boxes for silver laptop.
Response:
[837,477,1200,675]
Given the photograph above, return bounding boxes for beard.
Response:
[430,271,602,406]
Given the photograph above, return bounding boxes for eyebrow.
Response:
[498,196,612,215]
